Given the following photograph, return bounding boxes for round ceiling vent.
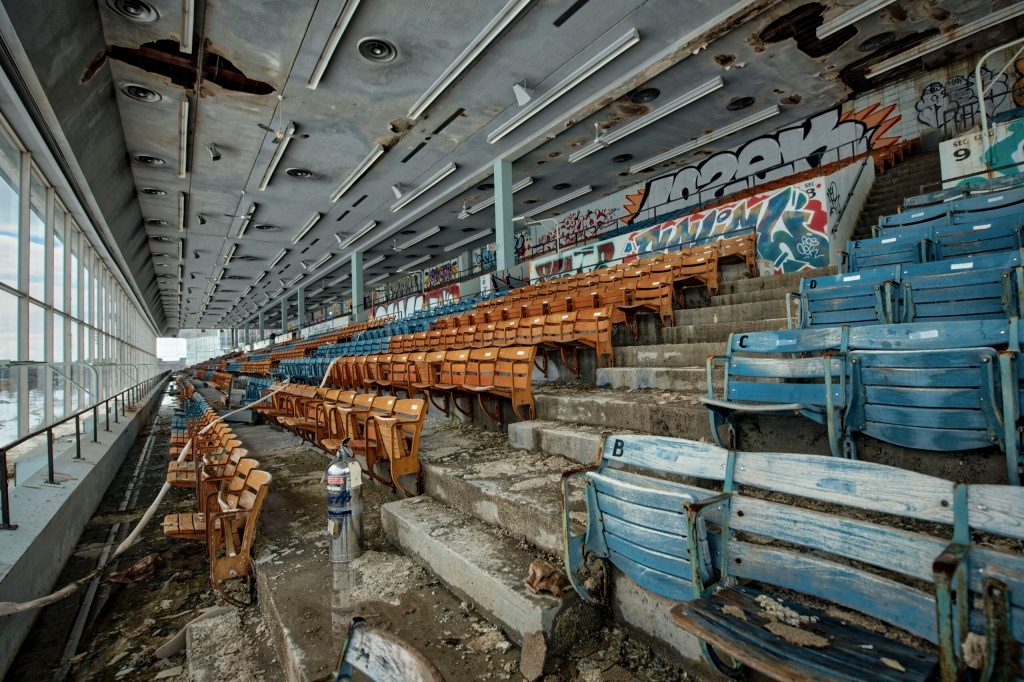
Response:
[236,255,260,261]
[121,83,161,102]
[146,219,169,227]
[286,168,313,178]
[726,96,756,111]
[629,87,660,104]
[523,198,539,205]
[552,182,571,190]
[859,32,897,52]
[254,224,278,232]
[612,153,634,163]
[358,37,398,63]
[140,187,166,196]
[476,182,494,191]
[134,154,165,165]
[106,0,159,23]
[461,227,476,233]
[400,229,416,235]
[149,234,170,240]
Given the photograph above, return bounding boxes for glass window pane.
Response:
[83,261,90,323]
[69,227,78,318]
[0,289,15,362]
[0,128,18,291]
[53,208,64,312]
[29,171,45,301]
[28,303,44,362]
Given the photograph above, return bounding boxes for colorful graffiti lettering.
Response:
[473,245,496,272]
[423,259,460,290]
[634,105,900,217]
[371,283,462,319]
[916,66,1010,138]
[386,272,422,301]
[557,207,619,248]
[532,180,830,280]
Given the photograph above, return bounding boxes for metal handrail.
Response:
[0,370,171,530]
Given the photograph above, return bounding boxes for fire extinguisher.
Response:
[325,441,363,563]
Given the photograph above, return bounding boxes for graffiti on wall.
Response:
[387,272,422,301]
[423,259,460,290]
[473,245,496,272]
[634,104,900,219]
[916,66,1011,138]
[531,178,830,281]
[371,283,461,319]
[557,207,619,248]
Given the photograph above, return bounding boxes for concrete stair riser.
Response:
[614,342,722,369]
[662,318,788,344]
[674,299,791,326]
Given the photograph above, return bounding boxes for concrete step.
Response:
[715,267,834,295]
[614,342,720,369]
[421,447,575,556]
[675,298,789,326]
[708,288,792,306]
[381,496,601,667]
[507,420,608,465]
[534,386,709,439]
[662,317,788,344]
[596,366,709,392]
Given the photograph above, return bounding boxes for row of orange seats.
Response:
[388,306,614,372]
[253,384,427,497]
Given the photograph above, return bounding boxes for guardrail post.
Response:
[114,395,119,424]
[105,402,110,432]
[0,448,15,530]
[46,428,55,485]
[74,416,81,460]
[93,405,98,442]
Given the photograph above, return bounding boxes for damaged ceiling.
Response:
[2,0,1020,333]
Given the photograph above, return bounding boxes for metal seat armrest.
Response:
[685,492,732,597]
[705,355,728,400]
[933,541,971,680]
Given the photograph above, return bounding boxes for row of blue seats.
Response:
[312,337,390,358]
[881,184,1024,228]
[903,170,1024,208]
[849,216,1022,271]
[703,319,1024,483]
[791,250,1023,328]
[242,377,273,403]
[274,357,332,383]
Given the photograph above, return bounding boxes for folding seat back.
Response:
[879,203,950,228]
[620,277,675,327]
[928,220,1023,260]
[796,267,898,328]
[368,398,428,497]
[543,312,575,345]
[899,251,1021,322]
[493,319,519,347]
[442,327,459,350]
[568,290,600,313]
[570,306,614,368]
[466,348,499,389]
[478,322,497,347]
[427,329,444,349]
[438,349,471,388]
[455,325,477,348]
[845,231,926,272]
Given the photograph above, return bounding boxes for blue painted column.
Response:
[351,251,364,322]
[493,158,514,272]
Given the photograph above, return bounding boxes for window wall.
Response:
[0,114,159,449]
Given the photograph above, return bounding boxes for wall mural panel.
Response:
[423,258,460,290]
[530,176,832,281]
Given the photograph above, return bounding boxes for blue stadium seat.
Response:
[898,251,1021,323]
[792,268,898,328]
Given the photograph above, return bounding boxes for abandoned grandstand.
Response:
[2,0,1024,680]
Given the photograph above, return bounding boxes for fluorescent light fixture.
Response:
[307,0,362,89]
[341,220,378,248]
[325,296,338,303]
[396,254,431,272]
[817,0,897,38]
[269,248,288,269]
[866,4,1024,78]
[254,272,266,285]
[366,273,388,286]
[225,244,237,262]
[328,272,350,287]
[214,268,224,282]
[459,176,533,218]
[309,253,332,270]
[391,162,457,212]
[444,229,493,252]
[629,105,780,173]
[516,184,593,220]
[177,97,189,178]
[258,122,295,190]
[487,28,640,144]
[395,225,442,250]
[286,274,304,287]
[177,192,186,232]
[177,239,184,261]
[309,286,324,296]
[291,211,322,244]
[407,0,533,119]
[177,265,183,279]
[330,144,385,203]
[364,254,385,268]
[181,0,195,54]
[235,201,256,238]
[569,76,724,163]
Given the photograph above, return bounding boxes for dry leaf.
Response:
[880,657,906,672]
[764,621,829,648]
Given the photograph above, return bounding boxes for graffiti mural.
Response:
[531,178,831,281]
[473,245,496,272]
[634,105,900,218]
[557,207,619,248]
[386,272,422,301]
[423,258,460,290]
[916,66,1010,138]
[371,283,461,319]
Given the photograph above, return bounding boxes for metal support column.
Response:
[351,251,365,322]
[258,312,265,340]
[297,287,306,328]
[493,158,514,273]
[280,295,287,332]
